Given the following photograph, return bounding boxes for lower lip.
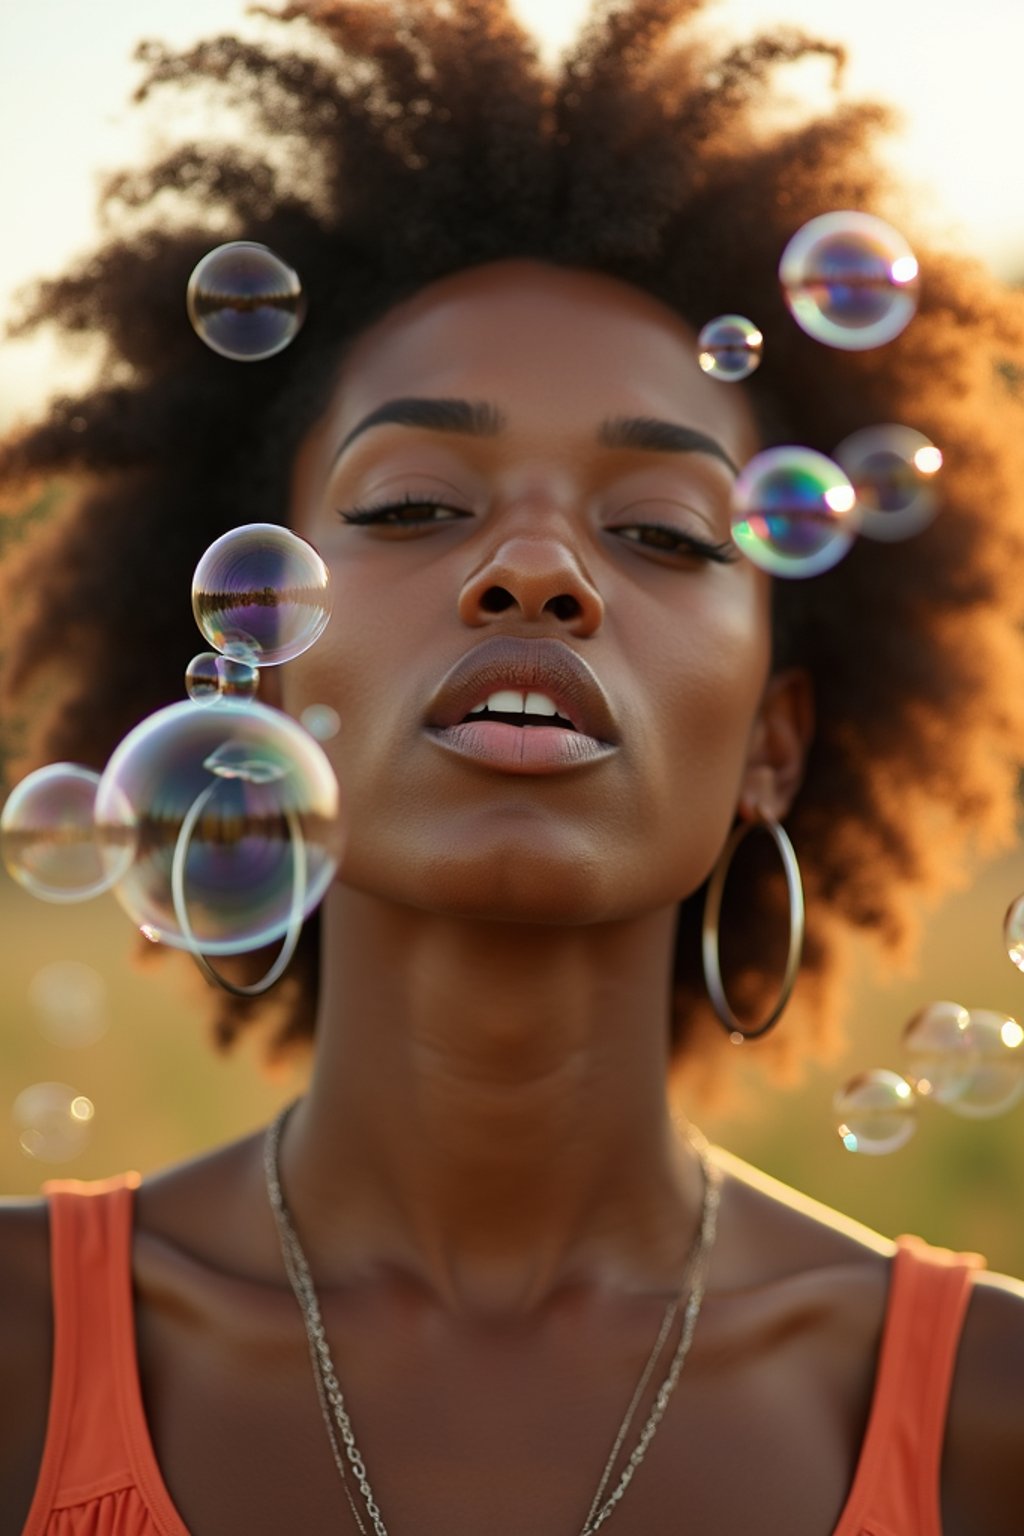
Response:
[424,721,618,774]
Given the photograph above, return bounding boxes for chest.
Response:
[133,1280,879,1536]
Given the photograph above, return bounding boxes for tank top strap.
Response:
[834,1233,984,1536]
[24,1173,143,1520]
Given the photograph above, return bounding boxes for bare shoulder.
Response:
[943,1265,1024,1536]
[0,1198,54,1536]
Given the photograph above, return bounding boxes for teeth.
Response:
[467,690,561,717]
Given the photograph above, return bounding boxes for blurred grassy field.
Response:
[2,846,1022,1277]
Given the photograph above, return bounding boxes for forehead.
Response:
[303,259,760,469]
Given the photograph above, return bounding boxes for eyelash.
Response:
[337,494,739,565]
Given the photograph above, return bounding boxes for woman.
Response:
[1,2,1023,1532]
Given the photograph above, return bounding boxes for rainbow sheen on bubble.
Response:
[1,764,135,902]
[186,651,259,702]
[939,1008,1024,1119]
[834,424,942,542]
[779,212,919,351]
[13,1081,95,1162]
[187,241,306,361]
[902,1000,974,1104]
[834,1068,917,1154]
[192,523,331,666]
[697,314,763,382]
[93,699,342,955]
[731,447,858,577]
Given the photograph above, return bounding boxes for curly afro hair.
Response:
[3,0,1024,1101]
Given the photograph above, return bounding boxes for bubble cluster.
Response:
[730,447,859,578]
[29,960,109,1047]
[192,523,331,667]
[1,764,135,903]
[186,651,259,702]
[13,1082,95,1162]
[94,698,342,955]
[187,241,306,361]
[834,1068,917,1154]
[697,314,763,382]
[834,425,942,542]
[779,212,919,351]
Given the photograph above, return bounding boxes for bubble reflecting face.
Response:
[1,764,135,902]
[697,314,764,382]
[13,1082,95,1162]
[940,1008,1024,1119]
[29,961,109,1047]
[187,241,306,361]
[731,447,858,577]
[902,999,973,1104]
[94,699,343,955]
[1004,894,1024,971]
[300,704,341,742]
[192,523,331,666]
[779,212,919,351]
[834,1068,917,1154]
[834,425,942,542]
[186,651,259,702]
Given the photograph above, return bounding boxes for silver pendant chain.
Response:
[264,1099,721,1536]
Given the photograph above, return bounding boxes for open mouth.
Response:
[461,709,577,730]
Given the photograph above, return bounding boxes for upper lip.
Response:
[424,636,620,745]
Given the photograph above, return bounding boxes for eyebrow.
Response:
[331,396,740,475]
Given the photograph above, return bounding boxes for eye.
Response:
[337,494,468,527]
[613,523,740,565]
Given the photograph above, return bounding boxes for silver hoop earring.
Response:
[701,814,805,1043]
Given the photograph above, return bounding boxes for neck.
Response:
[280,886,704,1315]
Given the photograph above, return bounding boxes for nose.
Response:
[457,532,605,635]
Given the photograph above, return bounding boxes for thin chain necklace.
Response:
[263,1099,721,1536]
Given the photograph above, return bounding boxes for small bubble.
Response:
[902,999,973,1103]
[1004,893,1024,971]
[187,241,306,361]
[834,1068,917,1154]
[192,523,331,667]
[186,652,259,703]
[13,1082,95,1162]
[697,314,763,382]
[69,416,87,433]
[730,446,859,578]
[28,960,109,1047]
[940,1008,1024,1119]
[186,652,221,702]
[300,704,341,742]
[779,212,919,351]
[1,764,135,903]
[834,424,942,542]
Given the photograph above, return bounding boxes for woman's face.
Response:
[287,259,774,925]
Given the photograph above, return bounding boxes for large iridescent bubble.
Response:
[192,524,331,667]
[1,763,135,902]
[779,212,919,351]
[93,699,342,955]
[187,241,306,361]
[834,425,942,542]
[730,447,859,577]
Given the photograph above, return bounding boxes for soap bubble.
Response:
[1003,894,1024,971]
[300,704,341,742]
[187,241,305,361]
[779,212,919,351]
[940,1008,1024,1119]
[192,523,331,666]
[834,425,942,542]
[1,764,135,903]
[902,999,973,1104]
[731,447,859,578]
[93,698,342,955]
[697,314,764,382]
[834,1068,917,1154]
[29,961,109,1047]
[186,651,259,703]
[13,1082,95,1162]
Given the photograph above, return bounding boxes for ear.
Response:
[738,667,814,823]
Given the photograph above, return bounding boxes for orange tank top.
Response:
[20,1174,984,1536]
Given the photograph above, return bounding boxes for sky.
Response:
[0,0,1020,425]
